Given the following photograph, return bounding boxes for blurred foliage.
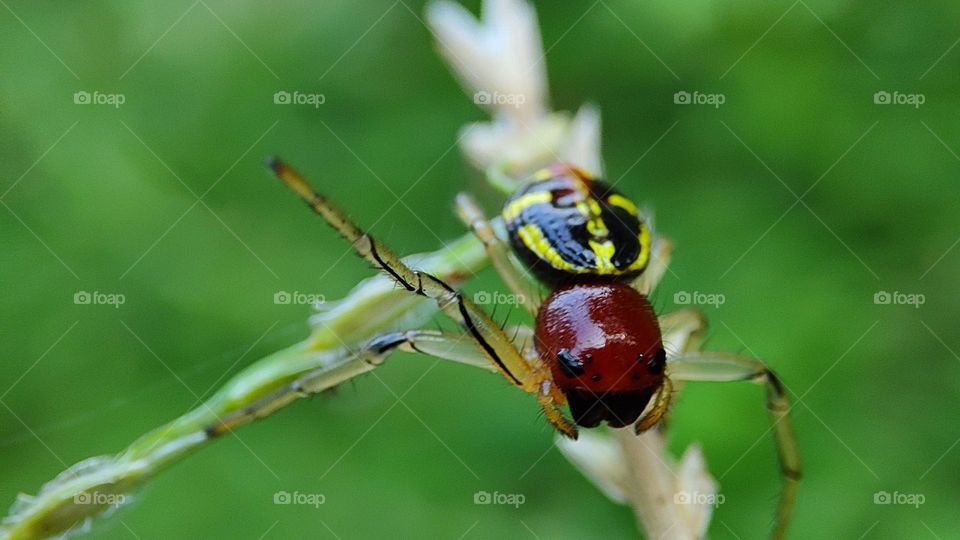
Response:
[1,0,958,538]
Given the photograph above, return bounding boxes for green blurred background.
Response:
[1,1,958,538]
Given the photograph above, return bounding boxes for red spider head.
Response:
[535,281,665,428]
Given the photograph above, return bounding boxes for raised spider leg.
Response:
[665,332,800,538]
[269,159,577,438]
[454,192,542,317]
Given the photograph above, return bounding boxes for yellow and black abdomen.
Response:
[502,164,651,286]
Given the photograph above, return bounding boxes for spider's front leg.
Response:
[664,312,801,540]
[268,159,577,439]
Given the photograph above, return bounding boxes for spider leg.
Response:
[454,192,542,316]
[366,329,493,371]
[632,375,673,434]
[206,330,487,437]
[659,308,708,355]
[632,237,674,295]
[669,351,801,540]
[269,159,576,438]
[625,307,701,436]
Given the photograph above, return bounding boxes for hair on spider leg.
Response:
[497,301,518,332]
[489,299,500,322]
[521,337,531,356]
[482,298,511,332]
[531,403,559,434]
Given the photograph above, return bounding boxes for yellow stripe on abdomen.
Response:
[503,191,553,222]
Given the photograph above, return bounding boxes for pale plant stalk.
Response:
[3,1,715,538]
[428,1,715,536]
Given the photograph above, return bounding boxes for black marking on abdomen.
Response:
[504,177,646,283]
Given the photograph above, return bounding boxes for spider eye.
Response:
[646,349,666,374]
[556,349,585,378]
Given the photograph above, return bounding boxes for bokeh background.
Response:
[1,1,958,538]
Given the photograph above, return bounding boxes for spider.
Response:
[268,159,801,539]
